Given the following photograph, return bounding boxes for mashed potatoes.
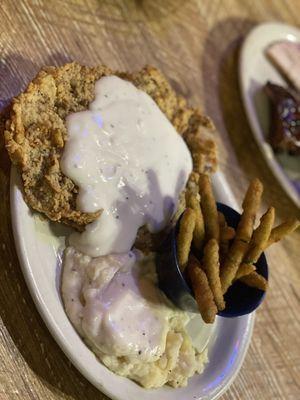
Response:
[62,247,208,388]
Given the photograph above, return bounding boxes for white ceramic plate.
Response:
[239,21,300,208]
[10,167,254,400]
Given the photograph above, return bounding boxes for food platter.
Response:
[239,21,300,208]
[10,166,254,400]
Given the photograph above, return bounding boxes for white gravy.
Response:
[62,247,173,361]
[61,76,192,257]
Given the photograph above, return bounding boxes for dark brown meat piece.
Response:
[264,81,300,155]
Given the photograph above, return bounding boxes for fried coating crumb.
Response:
[4,62,217,230]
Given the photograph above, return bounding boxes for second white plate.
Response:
[239,21,300,208]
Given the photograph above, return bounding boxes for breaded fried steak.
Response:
[4,63,217,229]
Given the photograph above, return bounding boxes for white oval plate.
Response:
[10,167,254,400]
[239,21,300,208]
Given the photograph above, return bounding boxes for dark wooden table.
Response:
[0,1,299,399]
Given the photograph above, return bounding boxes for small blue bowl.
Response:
[156,202,268,318]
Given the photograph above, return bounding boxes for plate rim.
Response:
[10,167,254,400]
[239,21,300,208]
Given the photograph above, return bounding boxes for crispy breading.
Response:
[186,171,200,194]
[177,208,196,270]
[235,263,256,280]
[199,174,219,242]
[185,191,205,249]
[267,219,300,246]
[239,272,268,291]
[183,110,217,175]
[237,178,263,243]
[187,255,217,324]
[218,212,229,261]
[202,239,225,311]
[243,207,275,264]
[235,218,299,285]
[221,226,235,241]
[220,239,249,294]
[220,179,263,293]
[4,62,217,231]
[218,212,226,227]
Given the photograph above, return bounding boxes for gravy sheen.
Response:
[62,247,173,361]
[61,76,192,256]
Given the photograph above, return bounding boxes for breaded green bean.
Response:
[177,208,196,271]
[203,239,225,311]
[220,239,249,294]
[240,272,268,291]
[186,191,205,250]
[244,207,275,263]
[187,255,217,324]
[218,212,230,261]
[235,263,256,280]
[236,178,263,242]
[199,174,219,241]
[220,179,263,293]
[267,219,300,246]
